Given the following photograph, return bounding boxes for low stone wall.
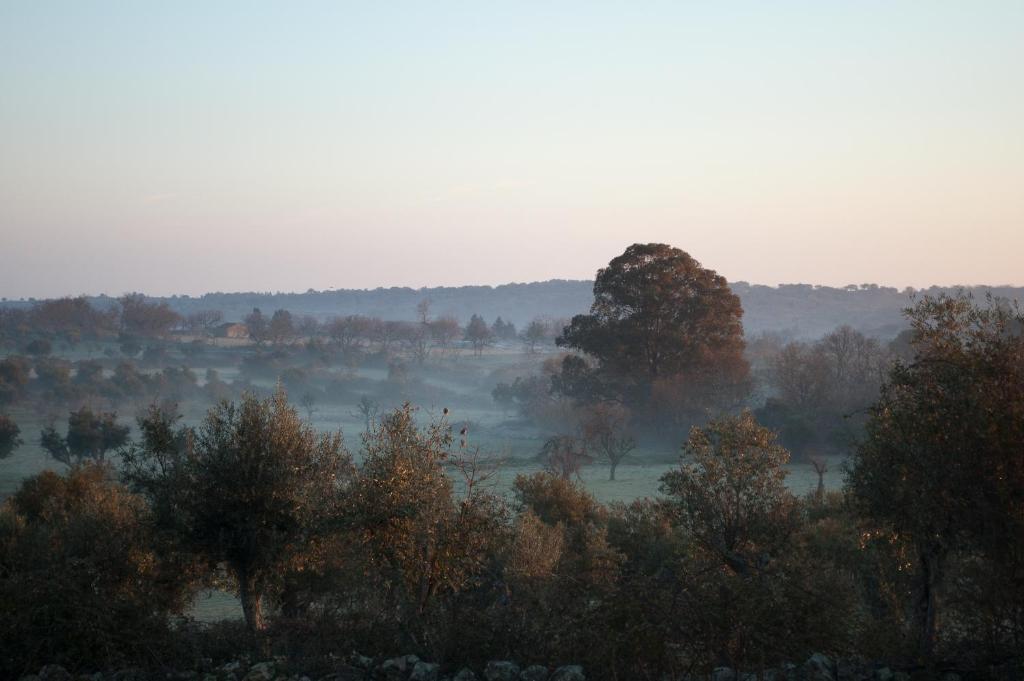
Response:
[18,654,587,681]
[17,652,985,681]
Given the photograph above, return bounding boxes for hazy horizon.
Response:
[6,271,1024,304]
[3,2,1022,299]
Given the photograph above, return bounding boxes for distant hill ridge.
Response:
[6,280,1024,340]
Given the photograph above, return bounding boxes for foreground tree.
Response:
[657,412,847,668]
[349,404,507,650]
[0,464,190,676]
[661,410,797,575]
[557,244,749,431]
[40,407,130,466]
[846,293,1024,663]
[122,390,351,633]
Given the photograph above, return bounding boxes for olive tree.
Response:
[122,389,351,633]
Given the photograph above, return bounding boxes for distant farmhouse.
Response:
[213,322,249,339]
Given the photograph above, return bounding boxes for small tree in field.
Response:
[245,307,268,346]
[122,389,351,633]
[0,413,22,459]
[522,318,547,354]
[40,407,130,466]
[581,402,636,481]
[354,394,380,433]
[464,314,493,356]
[809,455,828,500]
[538,434,592,481]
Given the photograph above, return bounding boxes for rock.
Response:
[453,669,477,681]
[801,654,835,681]
[836,659,870,681]
[410,663,439,681]
[219,663,246,676]
[520,666,548,681]
[351,655,375,670]
[39,667,73,681]
[380,657,413,681]
[243,662,276,681]
[874,669,893,681]
[485,663,520,681]
[331,663,368,681]
[711,669,736,681]
[549,667,584,681]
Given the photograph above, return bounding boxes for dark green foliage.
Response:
[847,293,1024,663]
[0,355,30,405]
[0,413,22,458]
[464,314,493,355]
[23,337,52,356]
[39,407,130,466]
[491,316,517,340]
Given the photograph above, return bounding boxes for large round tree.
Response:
[556,243,749,430]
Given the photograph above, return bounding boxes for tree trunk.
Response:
[239,572,266,633]
[609,461,618,481]
[915,548,942,663]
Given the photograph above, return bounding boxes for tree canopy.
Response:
[846,293,1024,662]
[557,243,750,430]
[122,389,351,633]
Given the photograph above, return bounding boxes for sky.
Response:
[1,1,1022,299]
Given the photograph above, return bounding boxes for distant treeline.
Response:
[4,281,1024,338]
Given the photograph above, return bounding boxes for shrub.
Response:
[0,464,192,676]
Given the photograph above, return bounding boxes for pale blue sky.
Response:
[1,2,1022,298]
